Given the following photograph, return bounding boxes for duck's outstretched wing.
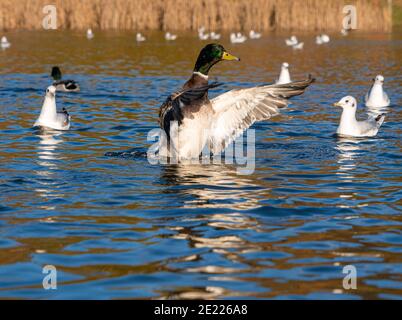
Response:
[209,75,315,154]
[158,82,222,140]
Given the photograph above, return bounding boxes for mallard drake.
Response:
[158,43,314,160]
[33,85,70,131]
[51,66,80,92]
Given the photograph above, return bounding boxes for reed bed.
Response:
[0,0,393,32]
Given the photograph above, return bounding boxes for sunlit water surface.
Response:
[0,30,401,299]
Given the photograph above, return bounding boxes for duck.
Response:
[86,28,94,39]
[249,30,262,39]
[1,36,11,49]
[276,62,291,84]
[51,66,80,92]
[33,85,71,131]
[334,96,385,137]
[165,32,177,41]
[365,75,390,107]
[157,43,314,159]
[285,36,298,46]
[136,33,146,42]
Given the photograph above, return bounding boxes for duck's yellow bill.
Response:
[222,51,240,61]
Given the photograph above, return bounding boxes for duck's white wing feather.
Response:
[209,76,314,154]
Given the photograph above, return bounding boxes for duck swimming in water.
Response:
[158,43,314,159]
[51,66,80,92]
[33,85,70,131]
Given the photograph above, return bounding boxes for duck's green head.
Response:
[51,66,62,81]
[194,43,240,75]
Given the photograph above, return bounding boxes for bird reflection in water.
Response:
[335,137,362,181]
[163,212,264,299]
[157,164,270,299]
[335,136,376,209]
[34,129,66,207]
[160,163,266,210]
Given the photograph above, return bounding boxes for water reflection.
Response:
[335,137,362,180]
[366,105,390,118]
[34,130,65,205]
[0,30,401,299]
[161,163,264,210]
[334,137,363,207]
[165,211,262,299]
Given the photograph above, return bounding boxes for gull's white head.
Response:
[291,36,297,41]
[46,85,56,97]
[373,75,384,85]
[282,62,289,69]
[1,36,7,43]
[334,96,357,111]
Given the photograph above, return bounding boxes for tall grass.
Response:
[393,0,402,27]
[0,0,393,32]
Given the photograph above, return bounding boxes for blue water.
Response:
[0,30,401,299]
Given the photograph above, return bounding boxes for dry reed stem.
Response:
[0,0,392,32]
